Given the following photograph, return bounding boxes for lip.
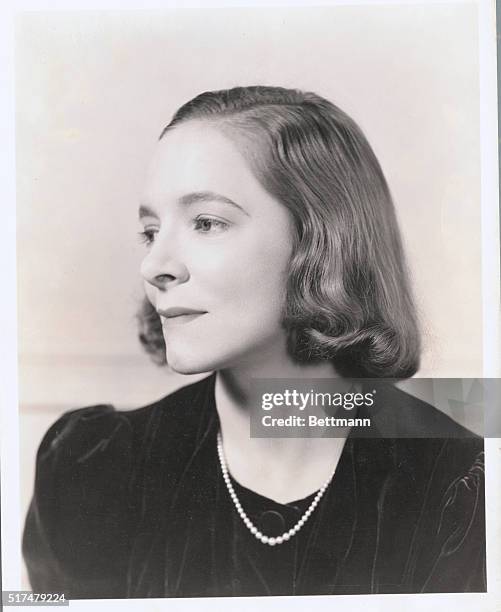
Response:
[158,307,207,318]
[157,307,207,326]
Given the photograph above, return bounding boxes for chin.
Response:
[165,347,215,376]
[168,362,211,376]
[163,332,282,375]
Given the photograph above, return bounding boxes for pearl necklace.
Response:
[216,432,333,546]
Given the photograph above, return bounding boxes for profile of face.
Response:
[139,121,294,375]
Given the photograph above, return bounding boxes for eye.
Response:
[137,228,158,246]
[193,216,230,234]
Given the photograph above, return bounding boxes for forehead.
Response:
[143,121,265,206]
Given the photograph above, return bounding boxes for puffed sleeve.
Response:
[23,405,137,599]
[410,443,486,592]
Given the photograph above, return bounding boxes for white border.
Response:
[1,1,499,611]
[0,1,20,593]
[479,0,501,378]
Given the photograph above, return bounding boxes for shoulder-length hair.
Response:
[138,85,420,378]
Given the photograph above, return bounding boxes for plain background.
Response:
[14,2,493,596]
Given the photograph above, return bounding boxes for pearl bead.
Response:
[217,430,332,547]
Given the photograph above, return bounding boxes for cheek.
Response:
[206,234,291,318]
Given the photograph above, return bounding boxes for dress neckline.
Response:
[205,372,354,510]
[227,469,320,510]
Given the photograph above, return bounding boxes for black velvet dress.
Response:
[23,374,486,598]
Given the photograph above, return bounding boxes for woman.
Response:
[23,86,485,598]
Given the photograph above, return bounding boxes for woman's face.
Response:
[139,120,294,374]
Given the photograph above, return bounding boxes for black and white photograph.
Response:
[1,1,500,610]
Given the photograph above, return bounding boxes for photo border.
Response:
[1,1,499,610]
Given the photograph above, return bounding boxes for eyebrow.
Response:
[138,204,158,220]
[139,190,249,220]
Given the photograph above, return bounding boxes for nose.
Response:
[140,235,190,291]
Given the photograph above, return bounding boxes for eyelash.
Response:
[193,215,230,233]
[138,216,230,246]
[137,229,157,247]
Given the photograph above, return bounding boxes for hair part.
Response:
[140,85,421,378]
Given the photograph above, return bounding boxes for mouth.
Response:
[157,307,207,326]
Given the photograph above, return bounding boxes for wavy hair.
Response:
[138,86,421,378]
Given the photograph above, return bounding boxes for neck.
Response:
[216,345,337,407]
[213,351,350,504]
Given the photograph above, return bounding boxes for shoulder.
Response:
[364,382,484,487]
[35,373,216,473]
[365,381,481,439]
[359,385,486,592]
[24,375,216,597]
